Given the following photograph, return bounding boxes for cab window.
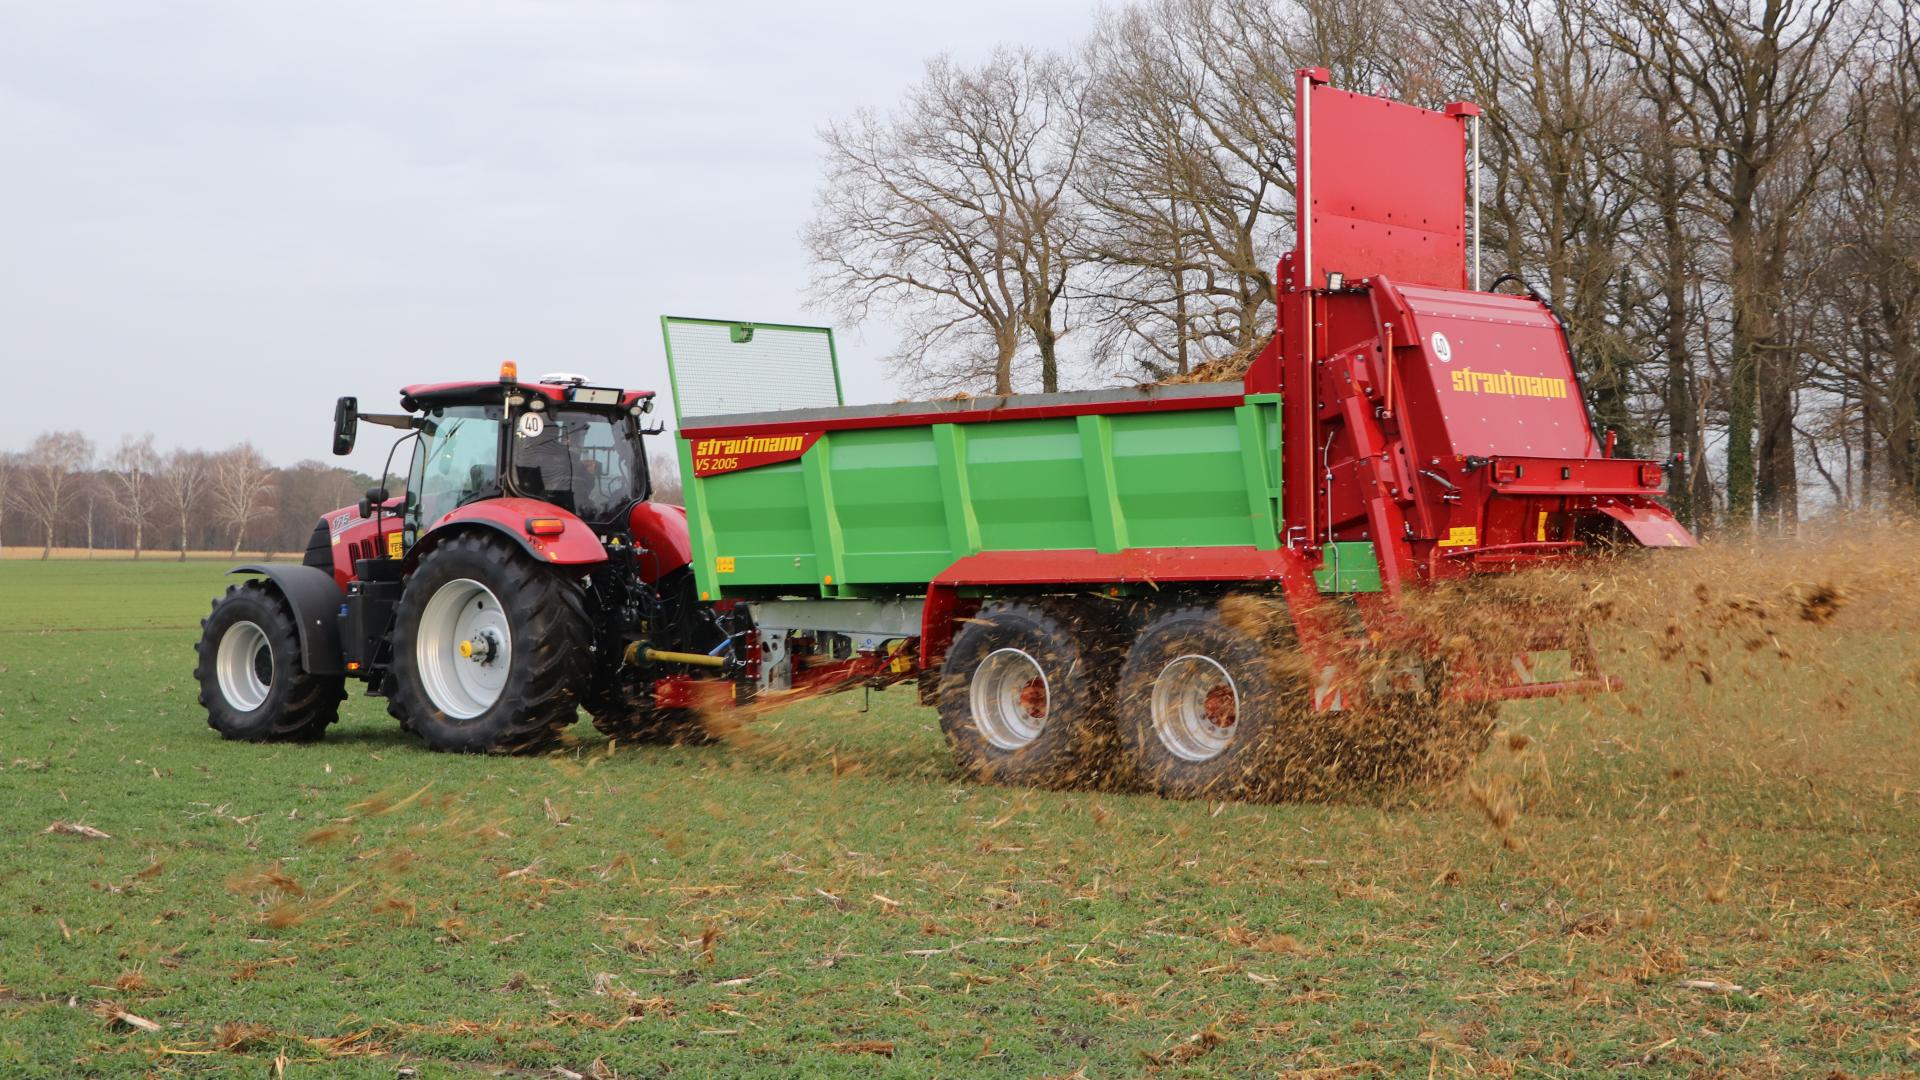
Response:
[510,407,643,522]
[408,405,502,529]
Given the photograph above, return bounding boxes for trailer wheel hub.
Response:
[1151,654,1239,762]
[970,648,1050,751]
[416,578,512,720]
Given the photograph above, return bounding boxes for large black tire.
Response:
[386,531,591,753]
[194,580,345,742]
[936,600,1125,790]
[1113,600,1311,802]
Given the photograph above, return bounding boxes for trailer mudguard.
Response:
[412,498,608,567]
[230,564,346,676]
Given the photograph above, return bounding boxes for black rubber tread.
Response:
[936,598,1127,791]
[589,697,714,745]
[193,579,346,742]
[385,531,591,754]
[1113,598,1312,802]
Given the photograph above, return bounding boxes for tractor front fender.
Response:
[230,564,346,676]
[412,498,608,568]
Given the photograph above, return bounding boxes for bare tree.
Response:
[0,452,16,557]
[156,449,212,561]
[14,432,95,559]
[273,460,372,554]
[103,434,161,559]
[1607,0,1858,530]
[1808,0,1920,506]
[809,48,1086,396]
[210,444,277,556]
[648,451,683,506]
[1077,0,1293,376]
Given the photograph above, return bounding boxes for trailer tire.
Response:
[194,580,346,742]
[937,600,1124,790]
[387,531,590,753]
[1114,600,1310,802]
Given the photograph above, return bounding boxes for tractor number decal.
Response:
[1448,368,1569,400]
[690,432,821,477]
[1437,526,1478,548]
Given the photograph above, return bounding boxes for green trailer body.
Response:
[677,387,1289,603]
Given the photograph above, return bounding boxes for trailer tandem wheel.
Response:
[936,600,1126,790]
[1114,601,1311,802]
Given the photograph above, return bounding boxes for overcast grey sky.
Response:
[0,1,1100,476]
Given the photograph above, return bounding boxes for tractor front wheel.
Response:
[194,580,345,742]
[387,531,591,753]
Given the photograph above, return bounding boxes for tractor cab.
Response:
[385,363,661,541]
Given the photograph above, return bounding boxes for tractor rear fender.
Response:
[627,502,692,583]
[410,498,608,568]
[229,564,346,676]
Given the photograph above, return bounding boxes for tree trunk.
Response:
[1724,206,1760,532]
[42,522,53,560]
[133,520,142,561]
[1880,284,1920,506]
[1756,348,1798,532]
[992,322,1018,395]
[179,512,190,562]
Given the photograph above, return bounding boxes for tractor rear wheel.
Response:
[194,580,345,742]
[936,600,1125,790]
[387,531,590,753]
[1113,601,1310,801]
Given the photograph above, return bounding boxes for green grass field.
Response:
[1,554,1917,1078]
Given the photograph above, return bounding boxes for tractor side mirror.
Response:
[358,486,388,520]
[332,396,359,456]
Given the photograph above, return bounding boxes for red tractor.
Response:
[193,364,743,753]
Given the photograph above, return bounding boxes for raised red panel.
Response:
[1297,78,1468,290]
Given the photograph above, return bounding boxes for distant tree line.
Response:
[807,0,1919,531]
[0,432,684,559]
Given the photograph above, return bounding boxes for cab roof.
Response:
[398,379,656,412]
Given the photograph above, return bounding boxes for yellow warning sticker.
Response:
[1536,511,1549,542]
[1437,526,1478,548]
[715,556,736,574]
[386,531,403,559]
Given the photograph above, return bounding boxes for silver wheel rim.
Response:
[216,619,273,712]
[970,647,1049,750]
[416,578,512,720]
[1151,654,1239,762]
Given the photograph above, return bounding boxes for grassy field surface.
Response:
[1,544,1917,1078]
